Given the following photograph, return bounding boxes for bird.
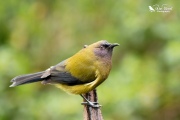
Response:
[149,6,155,12]
[10,40,119,107]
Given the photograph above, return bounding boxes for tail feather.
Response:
[10,71,45,87]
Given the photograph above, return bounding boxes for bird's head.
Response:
[86,40,119,58]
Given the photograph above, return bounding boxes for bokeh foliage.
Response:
[0,0,180,120]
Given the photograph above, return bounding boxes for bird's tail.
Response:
[10,71,45,87]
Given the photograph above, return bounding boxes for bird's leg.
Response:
[80,94,101,108]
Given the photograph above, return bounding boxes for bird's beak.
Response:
[110,43,119,48]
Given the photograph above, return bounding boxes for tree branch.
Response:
[83,89,104,120]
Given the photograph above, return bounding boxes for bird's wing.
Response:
[41,60,85,86]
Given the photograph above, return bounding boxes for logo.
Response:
[149,4,173,12]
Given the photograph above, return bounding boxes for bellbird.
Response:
[10,40,119,107]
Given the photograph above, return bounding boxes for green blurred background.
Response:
[0,0,180,120]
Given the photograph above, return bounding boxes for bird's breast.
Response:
[65,50,96,83]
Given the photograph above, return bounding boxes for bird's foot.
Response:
[81,101,102,108]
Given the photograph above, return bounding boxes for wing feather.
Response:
[41,60,85,86]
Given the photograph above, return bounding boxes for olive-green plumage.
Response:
[10,40,119,95]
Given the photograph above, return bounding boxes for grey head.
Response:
[92,40,119,58]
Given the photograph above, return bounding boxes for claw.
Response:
[81,102,102,108]
[80,94,101,108]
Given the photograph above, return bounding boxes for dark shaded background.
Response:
[0,0,179,120]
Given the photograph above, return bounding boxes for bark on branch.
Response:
[83,89,104,120]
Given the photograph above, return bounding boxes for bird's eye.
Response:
[103,44,109,48]
[98,43,110,49]
[102,43,110,48]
